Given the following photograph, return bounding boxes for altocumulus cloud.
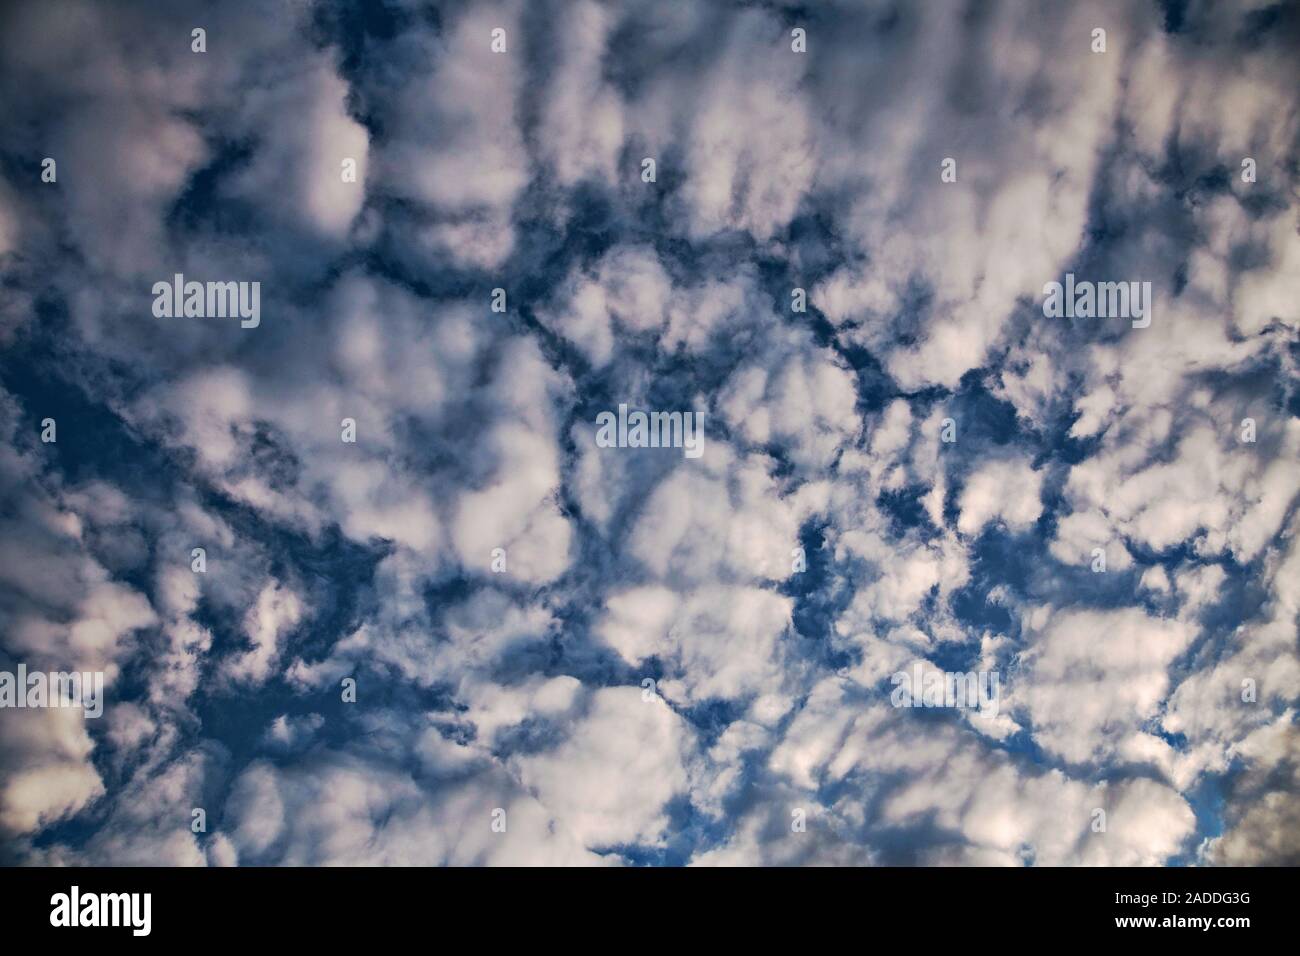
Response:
[0,0,1297,867]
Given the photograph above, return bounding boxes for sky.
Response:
[0,0,1297,867]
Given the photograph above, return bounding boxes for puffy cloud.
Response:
[0,391,155,838]
[757,678,1195,866]
[0,706,105,837]
[452,421,573,584]
[536,0,626,188]
[221,747,603,866]
[225,63,369,239]
[1013,607,1195,765]
[625,449,810,585]
[717,332,860,471]
[597,585,795,708]
[221,581,304,687]
[956,457,1044,536]
[674,11,814,241]
[1202,716,1300,866]
[1053,412,1300,565]
[513,687,695,849]
[376,0,529,269]
[538,245,672,366]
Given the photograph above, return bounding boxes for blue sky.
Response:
[0,0,1297,866]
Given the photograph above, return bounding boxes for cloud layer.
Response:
[0,0,1297,867]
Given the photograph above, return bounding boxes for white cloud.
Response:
[1014,607,1195,765]
[514,687,695,849]
[222,582,304,687]
[957,458,1044,536]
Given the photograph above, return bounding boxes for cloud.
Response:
[221,746,603,865]
[1203,715,1300,866]
[513,687,695,849]
[221,581,304,687]
[0,0,1296,870]
[957,457,1044,536]
[1014,607,1195,765]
